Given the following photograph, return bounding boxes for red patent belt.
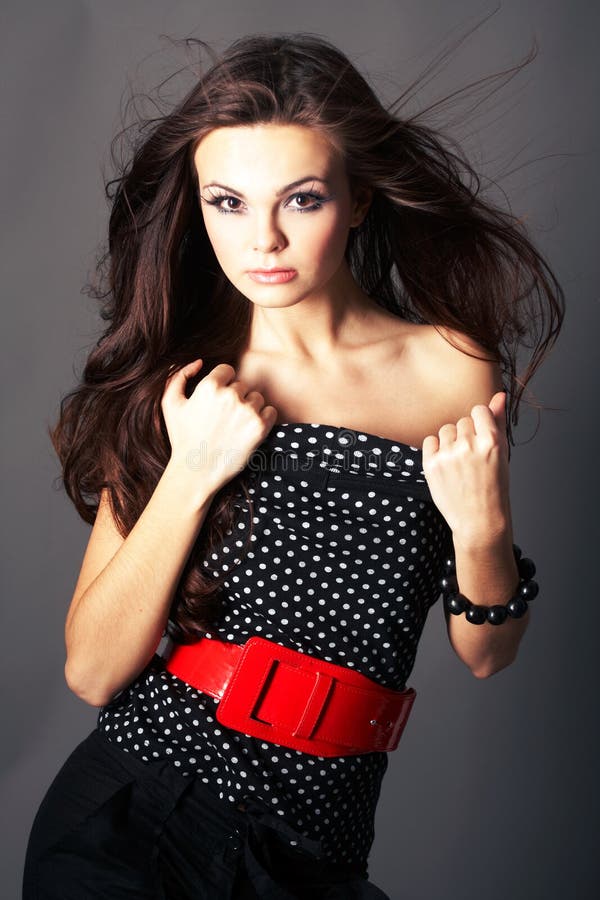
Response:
[164,634,416,757]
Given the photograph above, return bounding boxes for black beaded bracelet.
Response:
[439,543,539,625]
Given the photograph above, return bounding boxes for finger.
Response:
[163,358,203,402]
[231,380,253,400]
[421,433,440,466]
[487,390,507,434]
[261,405,279,426]
[209,362,237,386]
[437,422,457,448]
[244,390,266,408]
[470,402,498,438]
[455,415,475,440]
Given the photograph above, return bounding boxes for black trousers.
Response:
[22,727,391,899]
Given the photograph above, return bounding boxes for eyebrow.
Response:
[201,175,331,200]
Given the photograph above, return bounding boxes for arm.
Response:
[448,528,531,679]
[423,327,531,678]
[64,463,218,707]
[64,357,278,707]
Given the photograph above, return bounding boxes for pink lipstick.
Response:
[247,269,297,284]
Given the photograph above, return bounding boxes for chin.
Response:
[240,283,313,305]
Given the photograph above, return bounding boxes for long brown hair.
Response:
[50,28,565,642]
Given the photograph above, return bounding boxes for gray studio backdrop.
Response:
[2,1,598,898]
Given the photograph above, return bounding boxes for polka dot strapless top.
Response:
[97,422,453,868]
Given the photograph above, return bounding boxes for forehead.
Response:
[193,124,340,176]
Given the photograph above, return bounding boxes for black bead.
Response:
[445,592,468,615]
[466,604,487,625]
[517,556,536,580]
[519,579,539,601]
[439,545,537,626]
[486,605,508,625]
[507,596,529,618]
[439,573,458,593]
[443,556,456,575]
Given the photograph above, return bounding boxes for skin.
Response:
[192,122,431,444]
[193,122,380,362]
[63,124,530,709]
[191,123,530,677]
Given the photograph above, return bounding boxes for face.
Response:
[192,123,370,305]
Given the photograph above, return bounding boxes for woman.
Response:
[23,31,564,899]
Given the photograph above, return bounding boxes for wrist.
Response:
[440,539,537,627]
[162,457,219,512]
[451,518,514,555]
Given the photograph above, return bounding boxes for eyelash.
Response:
[201,190,330,215]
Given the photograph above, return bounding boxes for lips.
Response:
[247,269,297,284]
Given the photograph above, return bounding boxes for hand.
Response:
[160,359,278,496]
[421,391,512,547]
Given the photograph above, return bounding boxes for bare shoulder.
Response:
[408,323,505,426]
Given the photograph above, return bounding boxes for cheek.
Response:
[201,206,351,273]
[203,219,237,267]
[301,212,350,268]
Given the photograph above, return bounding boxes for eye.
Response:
[289,192,327,212]
[200,189,330,215]
[202,194,243,214]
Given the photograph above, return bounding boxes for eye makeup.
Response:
[201,188,333,215]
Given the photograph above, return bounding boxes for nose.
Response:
[252,211,286,253]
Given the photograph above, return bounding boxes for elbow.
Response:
[470,653,517,679]
[471,666,495,680]
[64,658,112,708]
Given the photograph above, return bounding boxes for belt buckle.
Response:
[215,636,348,756]
[215,635,415,757]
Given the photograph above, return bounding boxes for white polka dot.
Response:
[96,422,449,867]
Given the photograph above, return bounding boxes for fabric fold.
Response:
[235,796,391,899]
